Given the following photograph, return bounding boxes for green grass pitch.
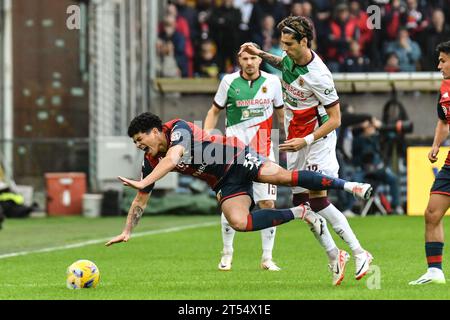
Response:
[0,215,449,300]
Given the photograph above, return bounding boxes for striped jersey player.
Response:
[280,49,342,193]
[435,80,450,169]
[410,40,450,285]
[106,112,373,278]
[213,70,283,157]
[281,50,338,144]
[204,46,284,272]
[239,15,373,286]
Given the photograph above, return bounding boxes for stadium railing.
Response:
[153,72,443,94]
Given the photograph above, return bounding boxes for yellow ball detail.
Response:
[66,259,100,289]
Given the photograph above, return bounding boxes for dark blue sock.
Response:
[426,242,444,270]
[246,209,294,231]
[292,170,346,191]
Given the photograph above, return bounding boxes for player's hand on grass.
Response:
[105,232,130,246]
[428,146,439,163]
[279,138,307,152]
[118,176,144,189]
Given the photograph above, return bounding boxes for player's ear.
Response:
[151,127,159,136]
[257,56,263,66]
[300,37,308,47]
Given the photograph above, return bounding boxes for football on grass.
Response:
[66,259,100,289]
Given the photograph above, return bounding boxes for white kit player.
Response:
[239,16,373,285]
[204,43,285,271]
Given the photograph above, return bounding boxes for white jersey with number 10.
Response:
[280,50,340,140]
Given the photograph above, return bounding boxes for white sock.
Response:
[221,213,235,254]
[317,204,364,255]
[292,205,338,261]
[343,181,354,193]
[309,217,339,262]
[428,267,444,274]
[261,227,276,261]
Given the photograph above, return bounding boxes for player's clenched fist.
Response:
[428,146,439,163]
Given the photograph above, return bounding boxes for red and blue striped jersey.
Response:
[140,119,247,193]
[437,80,450,166]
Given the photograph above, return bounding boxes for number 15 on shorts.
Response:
[268,184,276,195]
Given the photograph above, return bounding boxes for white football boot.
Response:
[354,250,373,280]
[261,259,281,271]
[328,249,350,286]
[344,182,373,200]
[409,268,446,285]
[218,250,233,271]
[299,203,325,236]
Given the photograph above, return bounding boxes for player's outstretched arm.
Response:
[105,192,150,246]
[118,145,184,190]
[239,42,283,70]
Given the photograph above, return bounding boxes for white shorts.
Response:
[253,148,277,203]
[287,130,340,194]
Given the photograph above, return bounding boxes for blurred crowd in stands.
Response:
[156,0,450,78]
[335,103,410,215]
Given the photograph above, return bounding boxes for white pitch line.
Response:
[0,221,218,260]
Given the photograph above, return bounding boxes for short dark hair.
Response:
[436,41,450,55]
[277,16,314,48]
[127,112,163,137]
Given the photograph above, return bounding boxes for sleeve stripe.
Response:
[274,104,284,109]
[324,99,339,109]
[213,101,225,109]
[437,94,446,120]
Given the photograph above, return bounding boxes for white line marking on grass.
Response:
[0,221,218,260]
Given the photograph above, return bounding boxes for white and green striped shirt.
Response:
[214,70,283,156]
[280,50,339,140]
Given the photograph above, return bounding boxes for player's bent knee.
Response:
[228,219,248,232]
[225,214,248,231]
[425,207,444,225]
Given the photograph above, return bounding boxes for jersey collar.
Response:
[159,125,171,156]
[291,50,315,71]
[240,70,261,87]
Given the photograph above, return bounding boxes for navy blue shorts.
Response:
[430,166,450,196]
[213,147,266,210]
